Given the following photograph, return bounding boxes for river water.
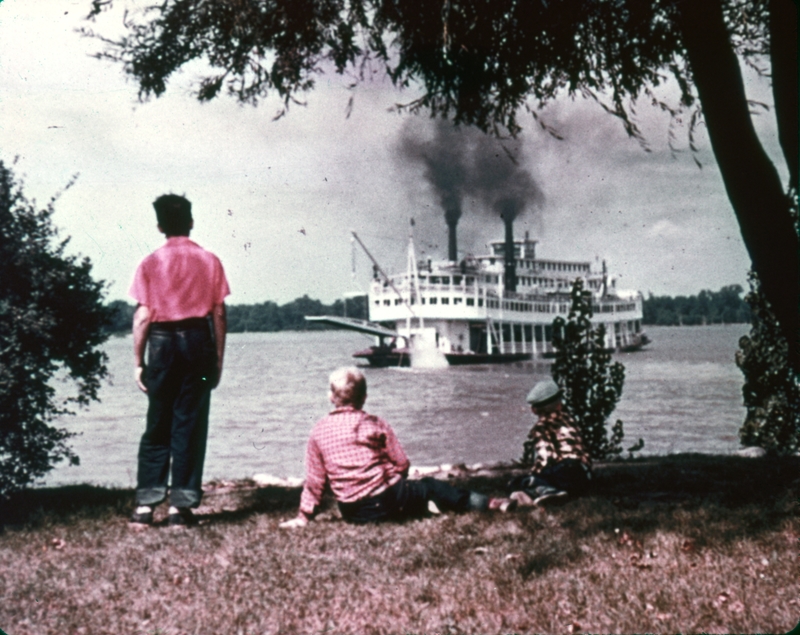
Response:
[44,324,750,488]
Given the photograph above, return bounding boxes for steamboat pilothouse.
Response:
[308,227,649,367]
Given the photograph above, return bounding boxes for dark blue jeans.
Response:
[136,320,217,509]
[338,477,489,524]
[507,459,592,497]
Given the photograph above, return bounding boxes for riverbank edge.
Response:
[4,451,798,530]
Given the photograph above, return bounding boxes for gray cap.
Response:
[526,378,562,407]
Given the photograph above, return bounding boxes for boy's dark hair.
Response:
[153,194,192,236]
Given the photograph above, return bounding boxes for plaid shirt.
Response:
[529,407,591,474]
[299,406,410,517]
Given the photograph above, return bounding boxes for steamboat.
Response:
[308,226,649,367]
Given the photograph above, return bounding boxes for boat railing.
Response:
[371,281,640,313]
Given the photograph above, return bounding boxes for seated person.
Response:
[280,367,514,528]
[508,378,592,506]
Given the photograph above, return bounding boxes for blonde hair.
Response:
[328,367,367,408]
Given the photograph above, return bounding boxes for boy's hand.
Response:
[135,365,147,393]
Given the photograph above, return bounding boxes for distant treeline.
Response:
[105,285,750,333]
[105,295,369,335]
[642,285,751,326]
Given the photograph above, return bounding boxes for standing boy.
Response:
[129,194,229,527]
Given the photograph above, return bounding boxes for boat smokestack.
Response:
[446,208,459,262]
[502,213,516,292]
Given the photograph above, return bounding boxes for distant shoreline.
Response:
[102,286,753,335]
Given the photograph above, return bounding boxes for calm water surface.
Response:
[45,325,749,487]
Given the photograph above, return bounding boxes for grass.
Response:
[1,454,798,635]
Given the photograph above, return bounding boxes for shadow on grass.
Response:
[451,453,799,547]
[0,484,134,527]
[3,454,798,542]
[544,453,799,546]
[0,482,303,529]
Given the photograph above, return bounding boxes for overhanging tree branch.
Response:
[677,0,798,371]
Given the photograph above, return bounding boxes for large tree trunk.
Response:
[677,0,799,372]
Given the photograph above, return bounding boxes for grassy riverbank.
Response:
[1,454,798,635]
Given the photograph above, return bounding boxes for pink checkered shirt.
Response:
[130,236,230,322]
[299,406,410,516]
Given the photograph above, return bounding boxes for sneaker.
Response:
[509,490,537,507]
[167,507,197,527]
[129,506,153,525]
[531,486,568,506]
[487,497,518,513]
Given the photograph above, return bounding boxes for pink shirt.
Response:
[130,236,230,322]
[299,406,411,516]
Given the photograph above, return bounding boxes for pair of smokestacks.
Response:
[445,212,517,293]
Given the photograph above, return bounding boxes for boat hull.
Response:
[353,347,532,367]
[444,352,532,365]
[353,347,411,367]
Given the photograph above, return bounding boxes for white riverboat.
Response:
[308,230,649,367]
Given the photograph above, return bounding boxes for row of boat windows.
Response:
[483,259,591,273]
[388,275,602,288]
[478,318,641,344]
[517,277,601,289]
[378,298,568,313]
[377,298,638,313]
[379,297,481,307]
[594,302,637,313]
[484,300,567,313]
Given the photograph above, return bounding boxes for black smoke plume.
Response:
[400,119,544,272]
[469,136,544,292]
[469,133,544,223]
[400,120,470,261]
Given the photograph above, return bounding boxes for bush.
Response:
[104,300,136,334]
[736,271,800,455]
[0,160,112,498]
[528,278,626,462]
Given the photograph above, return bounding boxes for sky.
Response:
[0,1,789,306]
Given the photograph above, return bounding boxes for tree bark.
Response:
[677,0,799,372]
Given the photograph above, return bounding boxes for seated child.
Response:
[280,367,515,528]
[508,378,592,505]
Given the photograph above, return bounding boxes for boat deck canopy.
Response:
[304,315,399,338]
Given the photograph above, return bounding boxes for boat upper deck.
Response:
[369,269,641,323]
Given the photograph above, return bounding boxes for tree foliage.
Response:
[84,0,799,370]
[104,299,136,334]
[543,278,626,461]
[228,294,368,332]
[105,295,368,335]
[0,161,112,497]
[736,274,800,455]
[643,285,751,326]
[226,295,341,332]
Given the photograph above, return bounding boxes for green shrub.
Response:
[0,160,111,498]
[736,271,800,455]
